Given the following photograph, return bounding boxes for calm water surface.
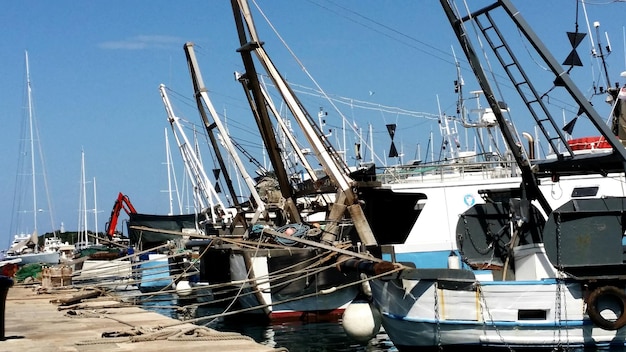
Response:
[208,318,396,352]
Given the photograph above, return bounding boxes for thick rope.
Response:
[160,263,404,328]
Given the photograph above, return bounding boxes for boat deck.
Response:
[2,284,281,352]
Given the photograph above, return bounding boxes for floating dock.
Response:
[2,284,283,352]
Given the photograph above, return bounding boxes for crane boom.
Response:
[104,192,137,240]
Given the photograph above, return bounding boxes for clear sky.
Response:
[1,0,624,247]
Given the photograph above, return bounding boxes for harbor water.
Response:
[205,317,396,352]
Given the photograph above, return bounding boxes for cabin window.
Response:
[571,186,598,198]
[518,309,547,320]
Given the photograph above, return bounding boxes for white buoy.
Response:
[175,280,192,296]
[342,299,382,343]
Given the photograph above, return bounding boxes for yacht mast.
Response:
[93,177,98,245]
[80,149,88,245]
[26,51,38,238]
[164,128,174,216]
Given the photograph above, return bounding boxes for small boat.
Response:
[81,192,201,289]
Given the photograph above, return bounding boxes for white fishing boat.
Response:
[353,1,626,349]
[357,90,626,269]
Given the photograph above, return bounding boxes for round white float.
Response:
[175,280,192,296]
[341,299,382,343]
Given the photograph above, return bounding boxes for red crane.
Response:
[105,192,137,240]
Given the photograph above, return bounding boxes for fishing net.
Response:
[15,263,43,282]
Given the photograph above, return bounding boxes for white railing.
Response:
[376,158,519,184]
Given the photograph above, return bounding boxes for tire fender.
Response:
[587,285,626,330]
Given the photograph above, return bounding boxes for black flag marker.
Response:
[386,124,398,158]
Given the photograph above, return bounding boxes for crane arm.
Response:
[105,192,137,239]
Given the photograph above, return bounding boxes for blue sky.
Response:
[1,1,625,247]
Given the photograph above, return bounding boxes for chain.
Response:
[434,281,443,351]
[554,274,572,351]
[555,213,562,273]
[463,214,494,255]
[477,285,514,351]
[555,275,563,349]
[555,213,562,350]
[554,213,570,351]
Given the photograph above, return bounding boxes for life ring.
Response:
[587,285,626,330]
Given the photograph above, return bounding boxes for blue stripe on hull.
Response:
[385,312,587,327]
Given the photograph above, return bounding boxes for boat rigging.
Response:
[231,0,377,246]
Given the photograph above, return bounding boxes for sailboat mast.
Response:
[93,177,98,245]
[164,128,174,216]
[81,149,88,245]
[25,51,38,236]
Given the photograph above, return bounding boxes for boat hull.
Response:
[191,242,360,320]
[73,259,132,283]
[6,252,60,266]
[127,213,200,249]
[370,276,626,349]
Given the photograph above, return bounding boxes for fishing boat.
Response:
[155,0,380,321]
[355,0,626,349]
[357,87,626,271]
[5,51,61,267]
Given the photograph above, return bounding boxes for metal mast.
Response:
[183,44,267,224]
[231,0,377,245]
[159,84,231,226]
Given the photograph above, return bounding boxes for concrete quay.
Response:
[1,284,283,352]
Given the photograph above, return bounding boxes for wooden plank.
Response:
[55,289,102,305]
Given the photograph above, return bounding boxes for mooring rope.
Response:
[129,246,356,314]
[74,325,260,345]
[169,254,355,313]
[112,239,340,306]
[83,246,376,323]
[159,263,404,328]
[69,233,391,329]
